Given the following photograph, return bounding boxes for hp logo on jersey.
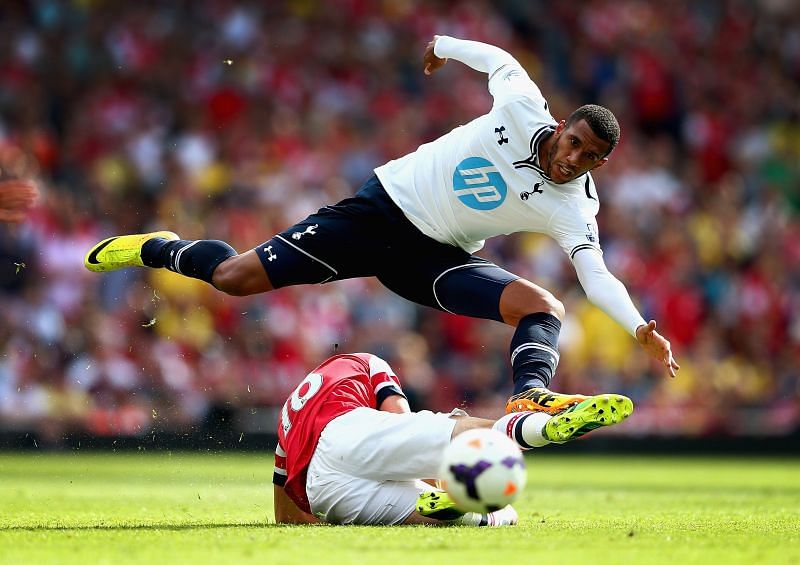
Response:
[452,157,507,211]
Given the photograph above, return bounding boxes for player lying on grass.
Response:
[85,34,677,418]
[272,352,633,526]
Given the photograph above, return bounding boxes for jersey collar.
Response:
[513,125,555,181]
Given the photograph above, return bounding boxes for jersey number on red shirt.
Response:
[280,372,323,435]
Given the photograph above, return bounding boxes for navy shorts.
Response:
[254,175,519,322]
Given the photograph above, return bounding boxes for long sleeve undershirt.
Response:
[572,249,646,337]
[433,35,517,77]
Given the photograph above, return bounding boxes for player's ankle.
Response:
[493,411,552,449]
[457,506,518,527]
[140,237,173,268]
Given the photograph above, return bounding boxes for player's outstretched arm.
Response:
[273,485,320,525]
[573,249,679,377]
[423,35,518,77]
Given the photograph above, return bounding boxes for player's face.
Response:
[546,119,610,184]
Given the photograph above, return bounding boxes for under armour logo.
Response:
[263,245,277,261]
[292,224,318,240]
[495,126,508,145]
[520,182,544,200]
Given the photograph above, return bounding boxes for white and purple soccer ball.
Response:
[439,428,527,513]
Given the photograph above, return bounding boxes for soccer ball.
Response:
[439,428,527,513]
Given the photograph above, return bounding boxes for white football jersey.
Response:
[374,64,601,259]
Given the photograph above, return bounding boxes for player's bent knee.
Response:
[546,295,565,320]
[500,279,565,325]
[209,258,244,295]
[515,297,564,325]
[211,255,272,296]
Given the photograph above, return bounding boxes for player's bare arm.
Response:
[273,484,320,525]
[378,394,411,414]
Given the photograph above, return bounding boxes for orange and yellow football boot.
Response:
[505,387,589,415]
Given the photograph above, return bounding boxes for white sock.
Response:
[456,512,484,526]
[456,506,518,527]
[493,411,552,449]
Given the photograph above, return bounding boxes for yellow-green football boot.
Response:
[416,491,465,521]
[84,231,178,273]
[543,394,634,442]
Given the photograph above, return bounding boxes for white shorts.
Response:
[306,407,457,525]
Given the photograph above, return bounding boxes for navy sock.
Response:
[141,238,236,284]
[509,312,561,395]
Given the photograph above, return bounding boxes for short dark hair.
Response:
[565,104,620,157]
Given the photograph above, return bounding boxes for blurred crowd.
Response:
[1,0,799,444]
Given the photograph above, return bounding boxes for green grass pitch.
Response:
[1,452,798,564]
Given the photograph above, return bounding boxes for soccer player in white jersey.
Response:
[272,352,632,526]
[84,35,679,417]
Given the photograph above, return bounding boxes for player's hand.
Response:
[423,35,447,76]
[0,178,38,223]
[635,320,680,378]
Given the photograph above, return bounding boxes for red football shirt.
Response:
[273,353,403,513]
